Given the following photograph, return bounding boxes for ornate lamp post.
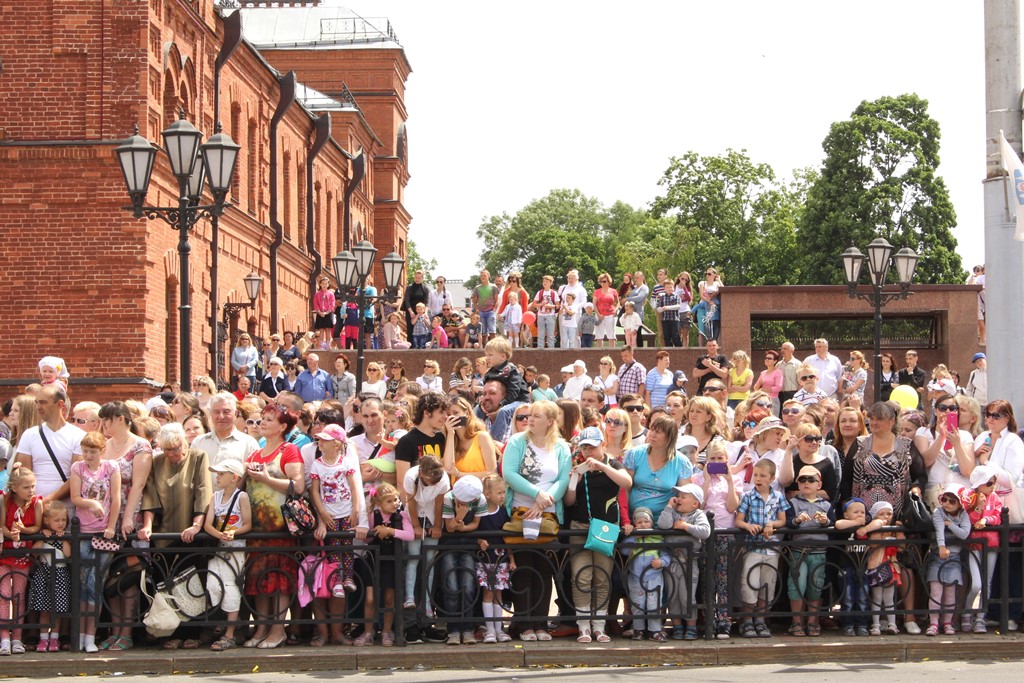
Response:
[841,237,921,401]
[332,241,405,392]
[115,113,240,381]
[222,272,264,327]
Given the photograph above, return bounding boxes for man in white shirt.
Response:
[192,392,259,471]
[803,338,844,399]
[16,386,84,507]
[562,360,592,401]
[777,342,803,405]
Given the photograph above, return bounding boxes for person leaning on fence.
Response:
[734,458,790,639]
[202,459,251,651]
[439,475,487,646]
[961,465,1003,634]
[475,474,514,644]
[862,501,904,636]
[0,463,45,656]
[563,426,632,644]
[784,465,833,638]
[925,484,971,637]
[834,498,871,636]
[657,483,710,641]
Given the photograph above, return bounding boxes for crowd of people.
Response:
[0,319,1014,654]
[291,267,726,355]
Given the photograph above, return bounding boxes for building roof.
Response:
[239,6,402,51]
[295,81,354,113]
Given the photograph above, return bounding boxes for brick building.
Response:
[0,0,412,402]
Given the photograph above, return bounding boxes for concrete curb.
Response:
[3,635,1023,677]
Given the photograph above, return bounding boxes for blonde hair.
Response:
[685,397,725,440]
[7,462,35,492]
[731,350,749,368]
[423,360,440,374]
[795,422,822,440]
[528,400,561,450]
[369,482,400,510]
[41,500,68,529]
[482,473,506,495]
[603,407,632,452]
[932,364,951,380]
[485,336,512,361]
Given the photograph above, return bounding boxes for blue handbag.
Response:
[583,474,621,557]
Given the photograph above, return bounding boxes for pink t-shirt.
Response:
[691,469,742,529]
[71,459,118,533]
[432,326,449,348]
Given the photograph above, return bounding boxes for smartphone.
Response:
[454,416,468,428]
[945,411,958,450]
[707,462,728,475]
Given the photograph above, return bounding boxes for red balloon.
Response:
[522,311,536,326]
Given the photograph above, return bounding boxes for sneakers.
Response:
[343,579,357,593]
[36,640,48,653]
[671,626,685,641]
[684,626,698,641]
[869,625,881,637]
[904,620,921,635]
[423,625,448,643]
[461,631,476,645]
[755,623,772,638]
[482,633,497,644]
[1008,620,1020,632]
[715,623,731,640]
[856,625,870,637]
[974,619,987,634]
[402,598,417,610]
[332,584,346,598]
[446,632,461,646]
[843,625,856,637]
[0,641,9,656]
[961,619,974,633]
[740,622,757,639]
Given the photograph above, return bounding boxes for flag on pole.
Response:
[998,129,1024,241]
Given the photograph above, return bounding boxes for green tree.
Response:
[475,189,615,293]
[650,149,801,285]
[798,94,965,284]
[406,240,438,284]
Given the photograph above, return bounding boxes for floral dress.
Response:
[244,443,302,595]
[117,440,152,546]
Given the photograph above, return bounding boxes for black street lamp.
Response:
[115,113,240,382]
[222,272,264,327]
[841,237,921,402]
[332,241,405,392]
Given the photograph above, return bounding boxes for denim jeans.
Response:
[439,551,477,622]
[404,536,439,612]
[840,562,869,626]
[537,314,557,348]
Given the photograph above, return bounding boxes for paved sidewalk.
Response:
[6,633,1024,678]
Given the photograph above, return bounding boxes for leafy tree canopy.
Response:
[406,240,438,283]
[650,149,803,285]
[797,93,965,284]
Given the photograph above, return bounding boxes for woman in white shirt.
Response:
[913,395,975,507]
[970,400,1024,493]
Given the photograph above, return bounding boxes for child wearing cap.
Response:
[863,501,902,636]
[622,506,672,641]
[962,464,1003,633]
[203,459,251,651]
[657,483,710,640]
[735,458,790,638]
[440,476,488,645]
[784,465,833,637]
[834,498,872,636]
[310,424,364,601]
[579,303,598,348]
[925,484,971,636]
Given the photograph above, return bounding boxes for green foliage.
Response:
[649,149,803,285]
[406,240,438,284]
[475,189,616,293]
[798,94,965,284]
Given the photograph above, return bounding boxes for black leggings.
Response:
[510,548,555,632]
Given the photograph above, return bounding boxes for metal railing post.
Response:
[69,518,80,653]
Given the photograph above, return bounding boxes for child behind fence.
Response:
[784,465,833,637]
[69,431,121,653]
[925,484,970,636]
[401,455,449,616]
[476,474,513,643]
[439,476,487,646]
[834,498,871,636]
[29,501,72,653]
[864,501,903,636]
[203,460,251,651]
[0,464,44,655]
[355,483,412,647]
[657,483,710,641]
[962,465,1003,634]
[623,507,671,642]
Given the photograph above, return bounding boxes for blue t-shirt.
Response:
[362,286,377,319]
[623,445,693,520]
[645,368,674,408]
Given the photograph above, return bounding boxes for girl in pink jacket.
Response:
[961,465,1003,634]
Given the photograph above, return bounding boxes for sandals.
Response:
[806,623,821,637]
[309,634,326,648]
[925,624,939,637]
[182,639,201,650]
[98,636,118,651]
[163,639,183,650]
[519,630,537,642]
[535,630,552,641]
[211,637,236,651]
[108,637,133,651]
[243,636,267,648]
[788,623,806,637]
[577,629,592,644]
[593,631,611,643]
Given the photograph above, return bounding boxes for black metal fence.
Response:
[2,512,1022,651]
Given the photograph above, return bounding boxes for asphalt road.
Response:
[17,659,1021,682]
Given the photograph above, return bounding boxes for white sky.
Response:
[329,0,997,280]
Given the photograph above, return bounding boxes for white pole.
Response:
[983,0,1024,412]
